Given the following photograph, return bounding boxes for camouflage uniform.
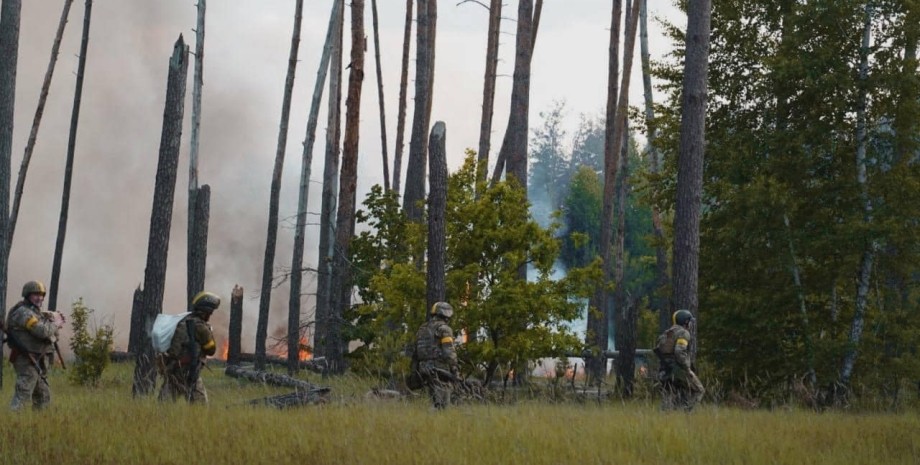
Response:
[157,312,216,403]
[655,323,705,411]
[413,316,459,409]
[5,301,60,411]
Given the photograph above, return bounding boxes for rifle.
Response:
[46,308,67,369]
[184,318,202,400]
[2,321,49,386]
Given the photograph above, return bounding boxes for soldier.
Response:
[413,301,460,409]
[654,309,705,411]
[157,291,220,403]
[5,281,65,411]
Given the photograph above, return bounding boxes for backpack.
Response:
[150,312,191,353]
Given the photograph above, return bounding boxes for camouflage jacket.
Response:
[655,324,692,371]
[5,301,59,354]
[166,313,216,364]
[414,318,458,372]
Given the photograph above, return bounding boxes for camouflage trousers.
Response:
[659,369,704,412]
[419,361,454,409]
[10,353,51,411]
[157,356,208,404]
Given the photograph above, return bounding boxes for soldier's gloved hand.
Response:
[51,312,66,329]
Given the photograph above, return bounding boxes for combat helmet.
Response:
[190,291,221,313]
[430,301,454,319]
[21,280,47,298]
[672,309,693,327]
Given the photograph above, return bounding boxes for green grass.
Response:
[1,363,918,465]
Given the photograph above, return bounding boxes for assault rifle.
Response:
[46,308,67,369]
[184,318,202,400]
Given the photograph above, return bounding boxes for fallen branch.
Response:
[248,389,331,409]
[224,363,328,392]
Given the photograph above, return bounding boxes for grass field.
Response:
[1,363,918,465]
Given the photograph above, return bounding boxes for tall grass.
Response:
[1,363,917,465]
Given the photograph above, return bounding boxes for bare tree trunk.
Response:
[288,0,340,375]
[671,0,711,358]
[189,184,209,298]
[475,0,502,187]
[370,0,390,191]
[392,0,412,195]
[0,0,22,388]
[838,4,876,396]
[489,0,542,186]
[256,0,303,371]
[586,0,621,383]
[426,122,447,309]
[132,37,189,396]
[227,284,243,366]
[127,285,143,354]
[403,0,434,221]
[638,0,670,333]
[491,0,535,189]
[187,0,207,304]
[314,0,344,360]
[9,0,73,252]
[327,0,366,374]
[49,0,93,312]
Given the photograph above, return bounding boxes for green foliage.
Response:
[650,0,920,401]
[68,298,114,387]
[350,152,591,384]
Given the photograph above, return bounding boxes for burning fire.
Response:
[215,338,312,361]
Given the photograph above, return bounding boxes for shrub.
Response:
[68,298,114,387]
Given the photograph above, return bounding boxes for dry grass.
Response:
[0,363,917,465]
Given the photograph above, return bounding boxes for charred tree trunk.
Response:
[0,0,22,388]
[9,0,73,251]
[638,0,670,333]
[132,37,189,396]
[491,0,534,189]
[256,0,303,371]
[391,0,412,195]
[289,0,340,375]
[426,122,447,309]
[327,0,366,374]
[127,285,143,355]
[187,0,207,304]
[402,0,434,222]
[227,284,243,366]
[370,0,390,191]
[612,0,640,399]
[671,0,711,344]
[475,0,502,187]
[188,185,209,300]
[314,0,344,360]
[586,0,621,383]
[49,0,92,312]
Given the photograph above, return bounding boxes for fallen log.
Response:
[235,353,327,374]
[248,389,330,409]
[224,364,328,392]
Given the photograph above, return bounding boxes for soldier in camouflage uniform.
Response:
[413,302,460,409]
[158,291,220,403]
[5,281,65,411]
[654,309,705,411]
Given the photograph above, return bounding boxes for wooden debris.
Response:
[224,364,328,392]
[248,389,330,409]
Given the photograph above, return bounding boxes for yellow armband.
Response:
[675,338,689,349]
[440,337,453,344]
[25,316,39,330]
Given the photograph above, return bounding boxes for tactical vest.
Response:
[656,326,678,356]
[415,321,442,362]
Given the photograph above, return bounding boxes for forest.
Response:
[0,0,918,411]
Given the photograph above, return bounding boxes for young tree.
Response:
[327,0,366,374]
[49,0,93,312]
[287,0,341,375]
[255,0,303,371]
[133,37,189,396]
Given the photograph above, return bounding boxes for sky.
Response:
[8,0,683,353]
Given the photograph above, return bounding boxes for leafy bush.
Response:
[68,298,114,387]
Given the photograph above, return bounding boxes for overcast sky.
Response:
[9,0,683,352]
